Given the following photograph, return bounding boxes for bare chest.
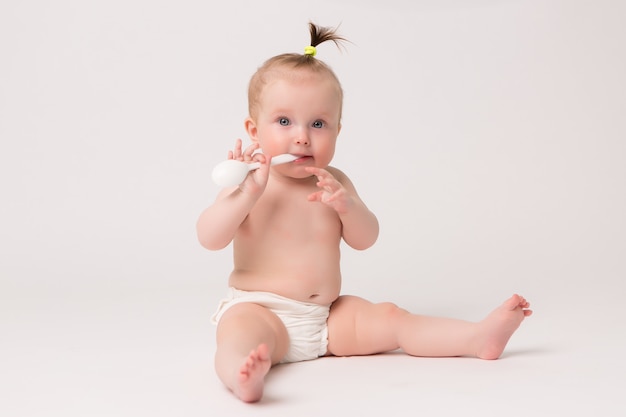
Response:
[241,185,341,245]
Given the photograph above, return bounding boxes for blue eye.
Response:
[279,117,290,126]
[312,120,324,128]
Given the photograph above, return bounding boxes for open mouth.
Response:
[293,155,313,163]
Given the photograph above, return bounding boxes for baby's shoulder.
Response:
[325,165,347,180]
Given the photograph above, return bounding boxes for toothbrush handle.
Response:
[247,154,297,170]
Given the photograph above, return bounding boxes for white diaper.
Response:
[211,287,330,363]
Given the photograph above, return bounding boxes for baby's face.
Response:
[250,71,342,174]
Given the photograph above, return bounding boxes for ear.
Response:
[244,117,259,143]
[337,123,342,136]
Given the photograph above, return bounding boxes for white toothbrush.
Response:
[211,154,299,187]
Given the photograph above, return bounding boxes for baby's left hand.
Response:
[306,167,352,214]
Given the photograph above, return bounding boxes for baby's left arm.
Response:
[306,166,379,250]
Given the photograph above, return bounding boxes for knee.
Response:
[375,302,408,322]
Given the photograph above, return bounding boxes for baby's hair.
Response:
[307,21,348,54]
[247,22,348,120]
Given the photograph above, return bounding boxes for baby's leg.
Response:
[327,294,531,359]
[215,302,289,402]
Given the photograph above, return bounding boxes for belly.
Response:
[228,259,342,305]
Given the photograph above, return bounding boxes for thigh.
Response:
[217,302,290,364]
[326,295,404,356]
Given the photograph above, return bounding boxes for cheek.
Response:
[256,128,285,154]
[314,135,337,160]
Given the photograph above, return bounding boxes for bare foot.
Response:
[476,294,532,360]
[232,343,272,403]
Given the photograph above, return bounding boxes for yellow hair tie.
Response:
[304,46,317,56]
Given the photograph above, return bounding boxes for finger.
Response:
[316,178,339,193]
[304,166,328,178]
[251,150,267,164]
[308,191,323,202]
[243,143,259,162]
[233,139,243,159]
[322,190,339,203]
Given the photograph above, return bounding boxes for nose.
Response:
[294,128,310,146]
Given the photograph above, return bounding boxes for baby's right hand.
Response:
[228,139,270,195]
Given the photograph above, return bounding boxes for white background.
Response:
[1,0,624,416]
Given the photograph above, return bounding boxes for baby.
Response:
[196,22,532,403]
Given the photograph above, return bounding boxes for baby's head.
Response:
[247,23,347,121]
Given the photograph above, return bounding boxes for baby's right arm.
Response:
[196,140,270,250]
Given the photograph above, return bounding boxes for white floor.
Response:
[2,278,624,417]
